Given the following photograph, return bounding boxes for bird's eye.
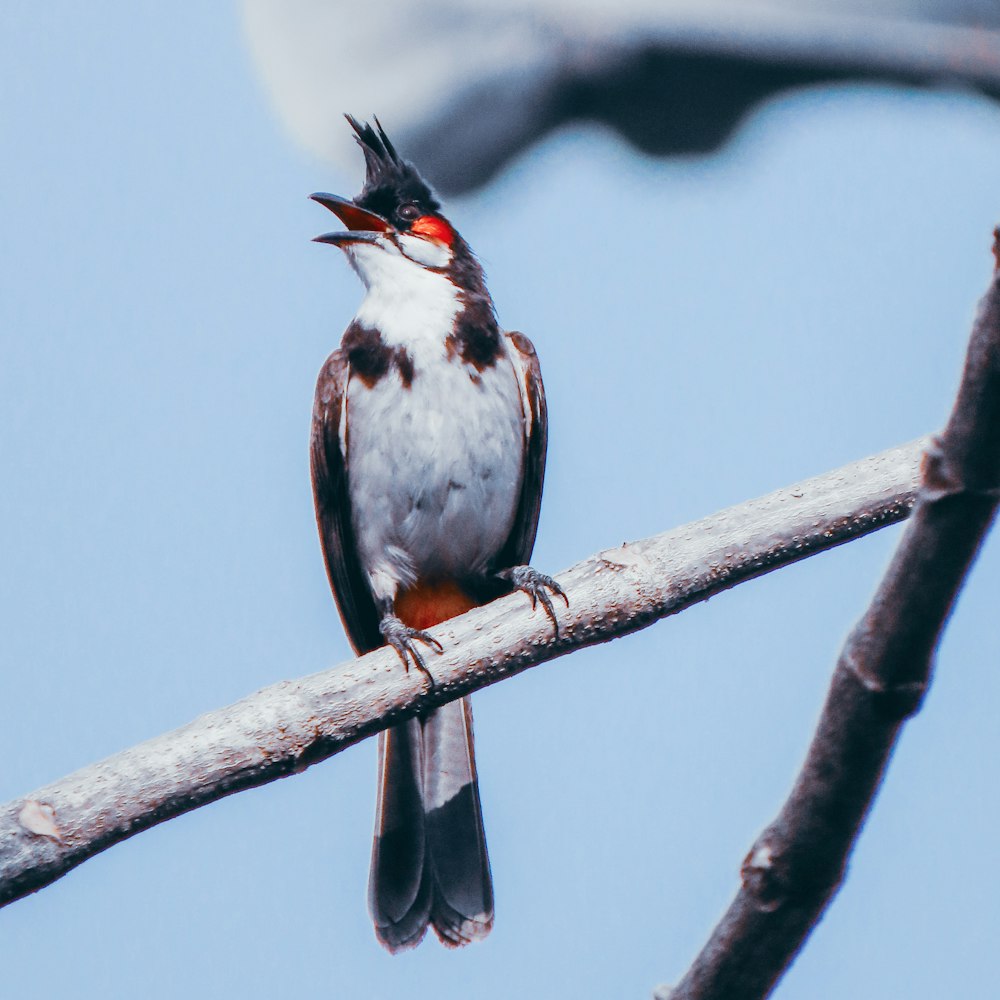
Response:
[397,203,419,222]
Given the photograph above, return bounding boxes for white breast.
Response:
[342,253,526,604]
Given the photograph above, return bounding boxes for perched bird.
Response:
[309,116,564,952]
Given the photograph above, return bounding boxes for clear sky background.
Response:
[1,4,999,998]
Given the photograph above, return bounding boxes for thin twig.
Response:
[0,438,925,909]
[661,234,1000,1000]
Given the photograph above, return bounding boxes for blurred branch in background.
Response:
[661,233,1000,1000]
[242,0,1000,192]
[0,437,924,910]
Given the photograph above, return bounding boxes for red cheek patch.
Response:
[411,214,455,246]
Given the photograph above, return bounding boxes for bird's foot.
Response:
[497,566,568,634]
[379,614,442,686]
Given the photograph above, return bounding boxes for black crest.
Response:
[346,115,440,222]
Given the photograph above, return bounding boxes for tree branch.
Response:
[0,437,925,909]
[661,236,1000,1000]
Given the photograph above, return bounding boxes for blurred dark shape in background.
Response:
[243,0,1000,193]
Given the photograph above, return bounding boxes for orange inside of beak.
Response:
[333,201,391,232]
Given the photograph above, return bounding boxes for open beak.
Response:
[310,193,392,246]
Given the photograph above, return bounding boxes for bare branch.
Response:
[662,238,1000,1000]
[0,437,925,909]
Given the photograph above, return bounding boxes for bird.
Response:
[309,115,565,952]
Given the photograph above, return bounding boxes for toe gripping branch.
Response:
[496,566,569,635]
[378,613,442,687]
[377,567,567,686]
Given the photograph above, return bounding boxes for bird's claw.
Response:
[379,614,442,687]
[497,566,568,634]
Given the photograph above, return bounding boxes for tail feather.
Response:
[369,721,432,951]
[424,698,494,946]
[369,698,493,952]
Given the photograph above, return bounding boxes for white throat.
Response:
[347,240,461,351]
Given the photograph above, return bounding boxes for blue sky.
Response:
[1,4,999,998]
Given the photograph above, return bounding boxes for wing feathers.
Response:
[310,350,382,652]
[496,331,548,568]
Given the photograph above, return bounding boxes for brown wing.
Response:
[310,349,382,653]
[494,331,548,569]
